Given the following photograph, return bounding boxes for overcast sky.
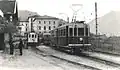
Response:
[16,0,120,22]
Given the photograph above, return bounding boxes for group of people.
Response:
[9,39,24,56]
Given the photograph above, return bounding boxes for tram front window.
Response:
[78,28,84,36]
[69,28,73,36]
[32,34,34,38]
[74,28,77,36]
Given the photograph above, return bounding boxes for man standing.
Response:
[18,39,24,56]
[9,39,14,55]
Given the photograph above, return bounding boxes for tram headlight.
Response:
[79,38,83,41]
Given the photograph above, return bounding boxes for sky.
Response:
[16,0,120,23]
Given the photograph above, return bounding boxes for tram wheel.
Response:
[70,48,75,55]
[74,47,81,55]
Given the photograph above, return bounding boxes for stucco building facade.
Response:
[28,15,61,34]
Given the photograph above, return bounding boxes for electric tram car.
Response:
[27,32,39,46]
[42,33,52,45]
[50,21,91,53]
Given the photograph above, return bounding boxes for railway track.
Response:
[32,47,101,70]
[78,52,120,67]
[93,50,120,56]
[51,47,120,68]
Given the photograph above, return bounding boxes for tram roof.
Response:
[56,22,88,29]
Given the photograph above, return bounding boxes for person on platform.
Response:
[9,39,14,55]
[18,39,24,56]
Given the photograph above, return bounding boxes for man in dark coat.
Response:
[9,39,14,55]
[18,39,24,56]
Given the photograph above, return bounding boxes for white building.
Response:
[17,21,28,36]
[18,10,38,36]
[28,15,62,34]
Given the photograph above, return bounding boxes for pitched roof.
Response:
[0,0,16,14]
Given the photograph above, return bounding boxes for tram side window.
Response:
[57,30,60,36]
[69,28,73,36]
[74,28,77,36]
[78,28,84,36]
[63,29,66,36]
[55,30,57,37]
[61,29,63,36]
[60,29,62,36]
[58,30,59,36]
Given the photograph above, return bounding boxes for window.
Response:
[49,21,51,24]
[39,26,41,30]
[69,28,73,36]
[44,21,46,24]
[86,28,88,36]
[63,29,66,36]
[26,28,27,31]
[35,35,36,38]
[49,26,51,30]
[44,26,46,30]
[58,30,60,36]
[53,21,55,25]
[32,34,34,38]
[39,21,41,24]
[78,28,84,36]
[61,29,62,36]
[74,28,77,36]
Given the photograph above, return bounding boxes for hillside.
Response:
[89,11,120,36]
[18,10,38,21]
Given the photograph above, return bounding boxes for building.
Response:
[58,19,68,26]
[18,10,38,36]
[17,21,28,36]
[28,15,61,34]
[0,0,18,50]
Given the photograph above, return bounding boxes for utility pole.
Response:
[95,2,99,48]
[95,2,98,36]
[31,18,35,32]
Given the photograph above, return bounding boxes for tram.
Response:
[27,32,39,46]
[50,21,91,53]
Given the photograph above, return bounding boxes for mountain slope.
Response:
[18,10,38,21]
[89,11,120,36]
